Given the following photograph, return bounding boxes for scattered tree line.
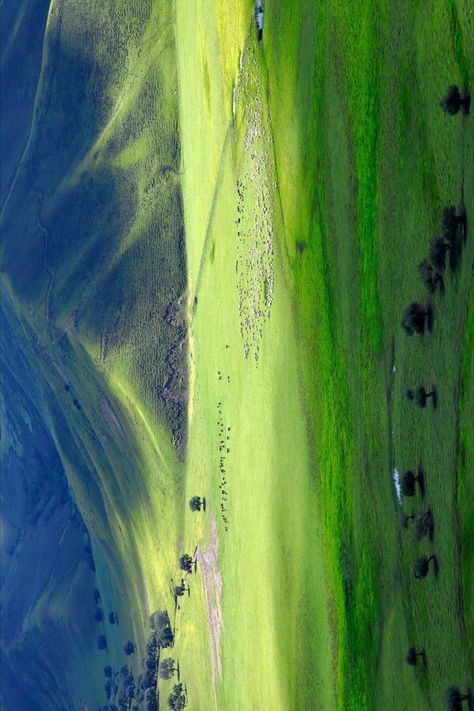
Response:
[101,664,135,711]
[401,201,467,335]
[398,84,471,708]
[92,588,118,624]
[96,608,183,711]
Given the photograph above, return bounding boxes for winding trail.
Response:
[196,518,223,707]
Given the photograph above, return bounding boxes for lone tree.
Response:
[413,555,437,580]
[108,612,117,624]
[97,635,107,650]
[104,665,112,678]
[405,646,425,666]
[401,302,431,335]
[174,583,187,598]
[95,608,104,622]
[401,468,425,497]
[159,658,176,680]
[417,259,443,295]
[445,686,470,710]
[189,496,204,512]
[406,386,436,408]
[93,589,101,604]
[179,554,194,574]
[123,640,135,656]
[440,85,462,114]
[440,85,471,115]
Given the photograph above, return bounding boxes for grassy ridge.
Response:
[1,1,190,705]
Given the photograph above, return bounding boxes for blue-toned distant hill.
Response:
[1,298,109,709]
[1,0,187,708]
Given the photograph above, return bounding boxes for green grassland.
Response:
[175,1,473,709]
[1,0,473,710]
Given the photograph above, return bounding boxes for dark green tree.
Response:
[440,85,462,115]
[401,302,431,335]
[150,609,174,648]
[189,496,202,511]
[406,386,436,408]
[174,583,187,598]
[179,553,194,574]
[417,259,443,294]
[439,85,471,115]
[157,625,175,648]
[123,640,135,655]
[441,205,462,244]
[108,611,117,624]
[97,635,107,650]
[429,236,449,273]
[95,608,104,622]
[150,610,170,630]
[445,686,470,710]
[159,658,176,680]
[413,555,437,580]
[405,646,425,666]
[400,469,424,497]
[168,683,186,710]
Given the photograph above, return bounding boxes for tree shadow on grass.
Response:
[468,689,473,711]
[449,238,463,272]
[427,510,435,543]
[417,466,426,498]
[461,88,471,115]
[426,304,434,333]
[449,188,468,272]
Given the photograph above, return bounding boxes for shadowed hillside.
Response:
[1,1,188,708]
[2,0,187,451]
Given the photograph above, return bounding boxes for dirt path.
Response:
[196,518,223,704]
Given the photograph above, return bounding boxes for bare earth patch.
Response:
[197,517,223,702]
